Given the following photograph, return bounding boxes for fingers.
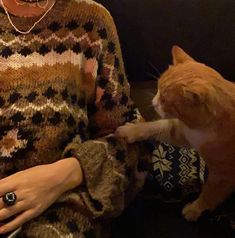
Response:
[0,185,15,198]
[0,176,17,197]
[0,201,27,222]
[0,209,34,234]
[0,199,5,210]
[0,188,24,210]
[0,190,28,222]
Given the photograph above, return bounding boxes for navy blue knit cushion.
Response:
[143,141,235,229]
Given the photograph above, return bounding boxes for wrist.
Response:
[51,158,83,194]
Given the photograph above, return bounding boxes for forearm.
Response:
[153,119,190,147]
[62,135,151,218]
[52,158,83,194]
[123,119,189,147]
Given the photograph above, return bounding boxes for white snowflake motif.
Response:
[152,145,172,177]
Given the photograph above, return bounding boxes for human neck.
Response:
[0,0,54,17]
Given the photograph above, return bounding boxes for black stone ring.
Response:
[2,192,17,207]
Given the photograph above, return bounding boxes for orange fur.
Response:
[116,46,235,221]
[158,46,235,221]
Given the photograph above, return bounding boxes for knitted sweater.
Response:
[0,0,150,221]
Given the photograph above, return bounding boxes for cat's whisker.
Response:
[140,91,156,99]
[148,61,161,77]
[147,92,157,97]
[147,104,160,117]
[145,71,159,81]
[146,104,153,110]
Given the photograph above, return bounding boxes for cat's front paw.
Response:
[115,123,143,143]
[182,202,202,222]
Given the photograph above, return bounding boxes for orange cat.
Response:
[116,46,235,221]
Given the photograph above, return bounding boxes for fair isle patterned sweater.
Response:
[0,0,150,235]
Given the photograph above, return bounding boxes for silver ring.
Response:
[2,192,17,206]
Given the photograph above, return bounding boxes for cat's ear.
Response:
[172,46,195,65]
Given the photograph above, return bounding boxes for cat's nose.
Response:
[152,97,159,108]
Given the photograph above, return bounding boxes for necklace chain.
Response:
[1,0,56,35]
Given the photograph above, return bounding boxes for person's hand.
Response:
[0,158,83,234]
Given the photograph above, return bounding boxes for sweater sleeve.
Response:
[63,8,151,219]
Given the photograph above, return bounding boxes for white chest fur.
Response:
[182,125,215,150]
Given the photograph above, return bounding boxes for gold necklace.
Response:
[1,0,56,35]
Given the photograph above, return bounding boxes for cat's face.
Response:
[152,91,171,119]
[152,46,220,128]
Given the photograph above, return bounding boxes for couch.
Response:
[96,1,235,237]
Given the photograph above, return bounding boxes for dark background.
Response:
[97,0,235,82]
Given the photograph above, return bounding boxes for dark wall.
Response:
[97,0,235,81]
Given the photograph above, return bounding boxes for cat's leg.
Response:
[115,119,190,147]
[182,172,234,221]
